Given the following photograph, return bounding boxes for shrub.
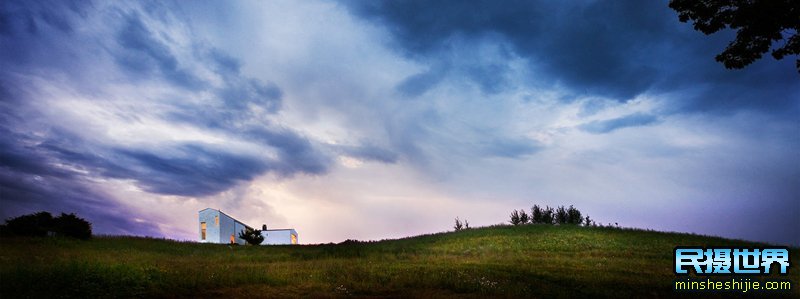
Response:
[238,227,264,245]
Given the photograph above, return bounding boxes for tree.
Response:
[509,210,521,225]
[566,205,583,225]
[5,212,53,237]
[669,0,800,73]
[454,217,464,231]
[584,215,594,227]
[531,205,543,224]
[518,209,530,224]
[53,213,92,240]
[238,227,264,245]
[3,211,92,239]
[555,206,568,225]
[464,219,470,230]
[541,206,555,225]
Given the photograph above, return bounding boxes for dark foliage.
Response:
[5,212,54,237]
[584,215,594,226]
[3,212,92,240]
[555,206,568,225]
[669,0,800,73]
[509,210,521,225]
[53,213,92,239]
[566,205,584,225]
[518,209,530,224]
[453,217,464,231]
[531,205,543,224]
[238,227,264,245]
[541,206,555,225]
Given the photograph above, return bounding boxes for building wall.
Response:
[260,229,298,245]
[198,209,221,243]
[199,208,240,244]
[233,221,248,245]
[219,212,236,244]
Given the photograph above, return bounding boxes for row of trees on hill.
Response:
[510,205,594,226]
[0,211,92,239]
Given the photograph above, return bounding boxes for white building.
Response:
[260,228,298,245]
[198,208,298,245]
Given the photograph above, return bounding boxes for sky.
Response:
[0,0,798,246]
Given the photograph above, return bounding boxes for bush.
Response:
[53,213,92,239]
[238,227,264,245]
[3,212,92,239]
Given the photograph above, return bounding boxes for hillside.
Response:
[1,225,797,298]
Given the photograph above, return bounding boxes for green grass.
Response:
[1,225,798,298]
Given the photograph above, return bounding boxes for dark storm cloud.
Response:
[580,113,659,134]
[245,128,330,176]
[0,126,164,236]
[113,145,269,197]
[115,13,204,89]
[344,0,800,110]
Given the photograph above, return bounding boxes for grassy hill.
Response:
[1,225,797,298]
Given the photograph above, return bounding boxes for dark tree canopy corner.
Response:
[669,0,800,74]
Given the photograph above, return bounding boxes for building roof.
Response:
[199,208,254,230]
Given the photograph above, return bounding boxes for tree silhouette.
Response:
[669,0,800,73]
[238,227,264,245]
[2,211,91,239]
[518,209,530,224]
[509,210,521,225]
[453,217,464,231]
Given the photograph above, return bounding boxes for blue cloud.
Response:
[480,137,540,159]
[580,113,659,134]
[337,143,399,164]
[114,13,204,89]
[397,66,447,98]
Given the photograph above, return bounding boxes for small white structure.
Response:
[260,228,298,245]
[198,208,298,245]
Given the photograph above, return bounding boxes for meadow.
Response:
[1,224,797,298]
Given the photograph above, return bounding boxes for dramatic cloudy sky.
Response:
[1,0,798,245]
